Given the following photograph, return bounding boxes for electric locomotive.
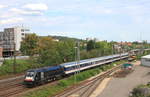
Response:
[24,66,64,86]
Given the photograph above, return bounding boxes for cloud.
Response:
[0,5,6,9]
[94,7,113,14]
[0,12,14,18]
[23,3,48,11]
[0,17,24,24]
[10,8,42,15]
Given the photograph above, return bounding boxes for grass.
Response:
[22,60,126,97]
[0,58,44,77]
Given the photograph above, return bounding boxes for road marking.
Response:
[90,77,111,97]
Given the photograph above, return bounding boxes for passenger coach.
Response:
[60,53,128,74]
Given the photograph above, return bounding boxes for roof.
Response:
[27,65,61,72]
[142,55,150,59]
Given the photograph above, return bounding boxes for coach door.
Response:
[41,72,44,81]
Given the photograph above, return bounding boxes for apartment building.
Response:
[0,26,30,57]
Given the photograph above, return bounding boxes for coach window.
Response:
[85,63,88,66]
[145,59,150,62]
[66,67,74,71]
[80,64,84,67]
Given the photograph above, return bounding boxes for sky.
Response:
[0,0,150,42]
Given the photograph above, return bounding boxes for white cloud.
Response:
[23,3,48,11]
[10,8,42,15]
[0,5,6,9]
[98,9,113,14]
[0,12,14,18]
[0,17,24,24]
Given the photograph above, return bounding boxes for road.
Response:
[97,61,150,97]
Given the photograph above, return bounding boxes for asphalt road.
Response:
[97,64,150,97]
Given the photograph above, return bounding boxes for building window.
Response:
[22,33,25,35]
[21,29,24,32]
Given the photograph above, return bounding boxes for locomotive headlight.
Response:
[25,77,34,81]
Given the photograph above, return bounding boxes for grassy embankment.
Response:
[0,58,44,77]
[22,60,126,97]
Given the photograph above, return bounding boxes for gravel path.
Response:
[97,63,150,97]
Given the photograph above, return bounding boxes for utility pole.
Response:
[13,43,16,74]
[74,41,80,85]
[77,41,80,74]
[74,46,77,85]
[112,44,114,64]
[120,43,123,60]
[140,32,143,55]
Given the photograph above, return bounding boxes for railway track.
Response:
[0,75,27,97]
[0,77,24,90]
[0,75,61,97]
[55,65,121,97]
[0,84,27,97]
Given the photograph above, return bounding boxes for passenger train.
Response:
[24,53,129,86]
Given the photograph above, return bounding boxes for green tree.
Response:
[38,37,61,65]
[57,40,75,62]
[95,41,113,56]
[87,40,96,51]
[20,34,38,56]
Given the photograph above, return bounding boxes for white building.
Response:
[0,26,30,56]
[141,55,150,66]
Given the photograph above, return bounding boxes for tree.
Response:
[87,40,96,51]
[57,40,75,62]
[20,34,38,56]
[38,37,61,65]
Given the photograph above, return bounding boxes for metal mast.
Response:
[74,41,80,85]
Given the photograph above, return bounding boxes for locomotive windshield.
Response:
[26,72,35,77]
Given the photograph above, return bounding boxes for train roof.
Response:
[27,65,61,72]
[60,53,128,68]
[141,54,150,59]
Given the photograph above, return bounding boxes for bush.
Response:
[131,85,150,97]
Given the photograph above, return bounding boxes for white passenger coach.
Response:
[60,53,128,74]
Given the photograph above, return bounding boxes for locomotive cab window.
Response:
[26,72,35,77]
